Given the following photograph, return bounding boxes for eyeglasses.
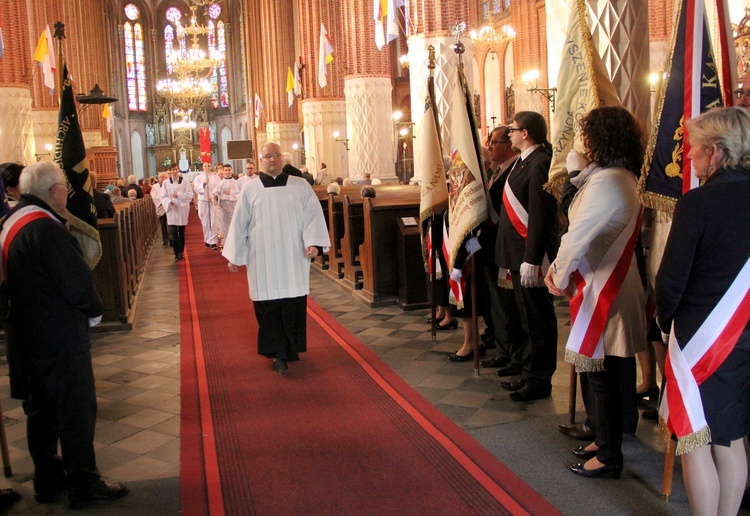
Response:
[489,139,510,145]
[734,88,750,100]
[261,152,282,159]
[507,127,524,133]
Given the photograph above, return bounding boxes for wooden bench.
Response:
[311,186,330,271]
[92,197,158,329]
[354,192,425,307]
[333,185,419,290]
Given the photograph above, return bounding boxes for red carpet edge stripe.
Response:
[184,249,226,516]
[306,299,554,515]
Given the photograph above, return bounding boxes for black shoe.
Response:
[480,354,510,368]
[174,254,181,261]
[272,359,288,374]
[558,422,596,441]
[636,387,659,401]
[500,378,526,391]
[178,252,184,260]
[68,481,128,510]
[510,384,551,402]
[205,243,211,248]
[448,344,486,362]
[426,316,445,325]
[163,240,170,246]
[496,363,523,377]
[572,446,597,460]
[211,244,218,250]
[435,320,458,331]
[0,489,20,509]
[569,461,622,479]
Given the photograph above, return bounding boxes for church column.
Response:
[586,0,650,126]
[259,0,300,160]
[242,0,266,153]
[406,0,478,183]
[298,0,347,177]
[340,0,394,182]
[0,0,34,164]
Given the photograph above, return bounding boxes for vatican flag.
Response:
[547,0,620,195]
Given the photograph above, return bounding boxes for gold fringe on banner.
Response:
[565,349,605,373]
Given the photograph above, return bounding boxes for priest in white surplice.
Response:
[223,142,331,374]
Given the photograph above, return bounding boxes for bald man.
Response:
[223,142,330,374]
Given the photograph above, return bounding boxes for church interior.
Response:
[1,0,750,514]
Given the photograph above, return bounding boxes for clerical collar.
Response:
[260,171,289,187]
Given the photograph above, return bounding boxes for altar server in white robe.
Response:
[212,165,239,248]
[193,162,220,249]
[223,142,331,374]
[161,164,193,261]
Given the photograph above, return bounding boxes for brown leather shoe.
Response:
[557,422,596,441]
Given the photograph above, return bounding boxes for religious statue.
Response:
[506,81,515,121]
[158,116,167,143]
[146,124,155,146]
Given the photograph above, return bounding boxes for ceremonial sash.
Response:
[500,168,549,288]
[0,205,57,279]
[444,219,466,309]
[658,253,750,455]
[564,208,641,371]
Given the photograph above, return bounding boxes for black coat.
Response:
[494,147,559,270]
[656,165,750,345]
[124,184,144,199]
[1,196,103,398]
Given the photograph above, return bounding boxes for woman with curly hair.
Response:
[545,105,647,478]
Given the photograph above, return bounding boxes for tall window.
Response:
[164,6,184,77]
[207,3,229,108]
[124,3,147,111]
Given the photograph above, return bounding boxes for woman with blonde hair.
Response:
[656,107,750,515]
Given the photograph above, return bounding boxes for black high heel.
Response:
[448,344,486,362]
[572,446,597,460]
[636,387,659,401]
[570,460,623,479]
[426,316,445,325]
[436,320,458,331]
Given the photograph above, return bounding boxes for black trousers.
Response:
[483,265,524,366]
[170,225,186,256]
[253,296,307,360]
[510,271,558,387]
[24,351,100,496]
[159,214,170,244]
[589,356,636,465]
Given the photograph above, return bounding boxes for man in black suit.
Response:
[494,111,559,402]
[480,126,525,375]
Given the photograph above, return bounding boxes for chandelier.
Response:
[470,24,516,45]
[171,108,197,131]
[156,1,222,110]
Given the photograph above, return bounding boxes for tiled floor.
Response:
[0,242,667,514]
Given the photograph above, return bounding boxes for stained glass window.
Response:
[166,7,182,24]
[208,20,218,108]
[208,3,221,20]
[123,6,147,112]
[217,21,228,108]
[164,25,174,75]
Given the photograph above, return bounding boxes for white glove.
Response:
[661,331,670,345]
[520,262,540,288]
[450,268,463,283]
[566,149,588,173]
[464,236,481,256]
[89,315,102,327]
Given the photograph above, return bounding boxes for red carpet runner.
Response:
[179,211,557,515]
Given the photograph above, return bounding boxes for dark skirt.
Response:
[253,296,307,361]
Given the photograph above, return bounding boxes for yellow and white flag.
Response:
[33,25,56,92]
[547,0,620,194]
[374,0,386,50]
[318,23,334,89]
[102,104,113,133]
[446,65,487,271]
[286,66,295,107]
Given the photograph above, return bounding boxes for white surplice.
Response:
[222,175,331,301]
[160,177,193,226]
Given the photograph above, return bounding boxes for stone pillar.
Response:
[297,0,347,177]
[405,0,478,183]
[341,0,394,182]
[259,0,299,154]
[0,0,34,164]
[586,0,650,127]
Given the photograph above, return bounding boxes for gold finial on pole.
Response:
[451,21,467,70]
[427,45,436,71]
[53,22,66,105]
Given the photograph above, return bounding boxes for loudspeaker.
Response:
[226,140,254,159]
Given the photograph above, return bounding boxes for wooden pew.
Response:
[326,185,418,283]
[92,197,158,330]
[311,186,330,271]
[355,191,427,307]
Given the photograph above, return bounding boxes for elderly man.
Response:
[161,163,193,260]
[0,161,127,509]
[223,142,330,374]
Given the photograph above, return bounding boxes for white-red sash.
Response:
[0,205,58,278]
[564,208,642,370]
[426,227,442,279]
[659,253,750,455]
[500,170,549,287]
[444,219,466,309]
